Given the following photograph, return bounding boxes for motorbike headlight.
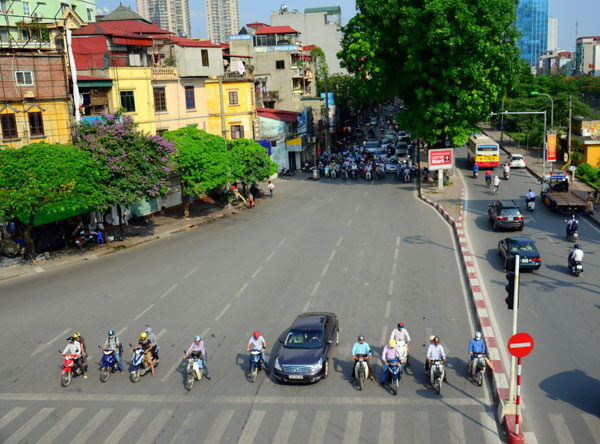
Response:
[274,358,282,371]
[310,358,323,373]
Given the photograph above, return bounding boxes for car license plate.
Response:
[508,217,514,221]
[288,375,303,380]
[521,258,529,263]
[576,265,583,270]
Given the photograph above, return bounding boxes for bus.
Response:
[467,134,500,168]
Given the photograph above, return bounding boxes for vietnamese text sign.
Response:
[547,134,557,162]
[428,148,454,171]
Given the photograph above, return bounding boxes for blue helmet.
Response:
[108,330,115,336]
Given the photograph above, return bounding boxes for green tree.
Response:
[338,0,520,145]
[229,138,277,187]
[163,126,231,217]
[0,143,108,259]
[318,73,371,121]
[72,112,175,236]
[311,46,329,91]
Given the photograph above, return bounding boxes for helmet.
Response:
[358,335,365,341]
[194,335,201,342]
[575,244,581,249]
[73,332,80,339]
[140,332,147,339]
[388,339,397,348]
[429,335,435,343]
[108,330,115,337]
[145,327,152,335]
[253,331,260,339]
[67,336,75,342]
[397,322,404,329]
[475,331,482,339]
[433,336,440,344]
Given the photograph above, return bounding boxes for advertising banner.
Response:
[428,148,454,170]
[547,133,557,162]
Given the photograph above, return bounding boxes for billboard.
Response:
[547,133,557,162]
[428,148,454,171]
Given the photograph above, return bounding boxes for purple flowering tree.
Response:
[72,112,175,237]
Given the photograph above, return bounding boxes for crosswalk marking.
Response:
[414,410,430,444]
[37,407,84,444]
[583,413,600,444]
[343,411,362,444]
[101,408,143,444]
[74,408,113,444]
[238,410,266,444]
[448,411,466,444]
[378,411,394,444]
[203,409,233,444]
[549,413,575,444]
[169,410,203,444]
[0,407,25,431]
[307,410,330,444]
[4,407,54,444]
[136,408,173,444]
[272,410,297,444]
[479,411,502,444]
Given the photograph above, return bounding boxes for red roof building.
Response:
[257,108,301,123]
[255,26,299,35]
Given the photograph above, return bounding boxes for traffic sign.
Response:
[508,332,534,358]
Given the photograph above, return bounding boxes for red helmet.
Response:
[397,322,404,329]
[253,331,260,339]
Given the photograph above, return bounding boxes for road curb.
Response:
[420,190,517,441]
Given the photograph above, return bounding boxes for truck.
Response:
[540,171,587,213]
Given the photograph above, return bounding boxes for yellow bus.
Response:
[467,134,500,168]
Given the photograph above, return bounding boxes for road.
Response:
[0,175,503,443]
[460,148,600,444]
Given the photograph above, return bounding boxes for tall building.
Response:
[205,0,239,44]
[547,17,557,52]
[516,0,548,68]
[137,0,191,37]
[575,36,600,76]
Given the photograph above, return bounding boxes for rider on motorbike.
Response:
[351,335,375,382]
[568,244,584,268]
[246,331,269,373]
[566,215,579,237]
[467,331,494,374]
[485,170,492,186]
[390,322,411,366]
[63,336,87,379]
[493,175,501,193]
[426,337,447,382]
[503,163,510,178]
[526,189,536,203]
[101,330,124,374]
[145,327,159,363]
[184,335,211,380]
[473,163,479,177]
[380,339,405,385]
[132,332,155,377]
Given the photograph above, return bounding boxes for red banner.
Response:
[547,134,557,162]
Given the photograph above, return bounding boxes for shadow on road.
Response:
[539,370,600,417]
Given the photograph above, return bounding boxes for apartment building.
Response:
[136,0,191,37]
[205,0,238,44]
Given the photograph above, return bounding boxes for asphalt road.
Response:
[0,174,503,443]
[460,148,600,444]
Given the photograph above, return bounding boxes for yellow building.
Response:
[205,73,257,140]
[108,66,156,135]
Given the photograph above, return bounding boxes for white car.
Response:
[509,154,526,168]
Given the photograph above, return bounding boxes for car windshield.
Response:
[284,330,324,349]
[501,208,520,216]
[512,155,523,160]
[366,142,378,149]
[509,241,536,253]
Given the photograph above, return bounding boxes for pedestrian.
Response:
[569,164,577,183]
[267,181,275,198]
[586,192,594,215]
[248,192,254,208]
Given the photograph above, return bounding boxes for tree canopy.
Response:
[228,138,277,185]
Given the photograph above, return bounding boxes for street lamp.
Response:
[530,91,553,130]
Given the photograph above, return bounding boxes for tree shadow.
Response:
[539,369,600,417]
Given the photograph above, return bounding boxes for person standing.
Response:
[267,181,275,198]
[569,164,577,183]
[145,327,159,363]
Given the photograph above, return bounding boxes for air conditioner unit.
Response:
[32,12,42,18]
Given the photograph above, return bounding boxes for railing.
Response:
[151,66,177,78]
[256,91,279,101]
[223,70,254,80]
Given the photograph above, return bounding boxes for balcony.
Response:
[223,70,254,80]
[151,66,178,79]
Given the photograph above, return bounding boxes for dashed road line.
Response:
[321,263,329,277]
[329,250,336,262]
[277,238,287,248]
[337,236,343,247]
[388,280,394,296]
[215,303,231,321]
[346,219,353,227]
[251,265,263,278]
[156,328,167,340]
[311,281,321,297]
[380,325,388,345]
[184,266,199,279]
[31,328,71,357]
[384,300,391,319]
[160,283,178,298]
[355,205,360,213]
[394,248,398,259]
[133,304,155,321]
[396,236,400,247]
[303,301,311,312]
[235,283,248,298]
[391,263,397,276]
[117,326,128,336]
[265,251,276,262]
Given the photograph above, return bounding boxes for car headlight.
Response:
[274,358,282,371]
[310,358,323,373]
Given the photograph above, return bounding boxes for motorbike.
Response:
[312,168,319,180]
[341,168,349,180]
[324,165,331,178]
[485,175,491,188]
[99,347,120,382]
[129,345,159,383]
[403,170,411,183]
[74,230,96,249]
[473,169,479,178]
[354,354,369,391]
[185,352,205,390]
[351,167,358,180]
[503,169,510,180]
[330,166,337,179]
[375,167,384,180]
[526,198,535,212]
[60,353,84,387]
[472,353,486,387]
[568,257,583,277]
[430,360,445,394]
[565,224,579,242]
[248,350,264,383]
[365,170,372,181]
[385,359,401,395]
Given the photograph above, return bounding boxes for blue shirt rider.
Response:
[351,335,374,382]
[473,163,479,174]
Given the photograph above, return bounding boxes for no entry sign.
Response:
[428,148,454,171]
[508,332,534,358]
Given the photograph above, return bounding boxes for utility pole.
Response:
[324,73,330,154]
[218,77,226,139]
[567,95,572,160]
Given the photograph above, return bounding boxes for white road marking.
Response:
[156,328,167,340]
[384,300,391,318]
[549,413,575,444]
[311,281,321,297]
[272,410,297,444]
[238,410,266,444]
[215,303,231,321]
[396,236,400,247]
[37,407,84,444]
[523,432,539,444]
[391,263,397,275]
[70,408,112,444]
[235,283,248,298]
[4,407,54,444]
[251,265,263,278]
[337,236,343,247]
[102,409,143,444]
[308,410,330,444]
[448,411,466,444]
[133,303,155,321]
[266,251,276,262]
[355,205,360,213]
[203,409,233,444]
[343,411,362,444]
[329,250,336,262]
[136,408,173,444]
[160,283,178,298]
[379,411,394,444]
[583,413,600,444]
[184,266,198,279]
[277,238,287,248]
[0,407,25,431]
[347,219,352,227]
[34,266,45,273]
[170,410,203,444]
[380,325,389,345]
[31,328,71,357]
[303,301,311,312]
[480,411,502,444]
[394,248,398,259]
[388,280,394,296]
[117,326,128,336]
[414,410,430,444]
[321,263,329,277]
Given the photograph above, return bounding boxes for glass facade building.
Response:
[516,0,548,67]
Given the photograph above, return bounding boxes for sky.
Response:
[98,0,599,52]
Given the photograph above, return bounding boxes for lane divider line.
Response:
[303,301,311,312]
[337,236,343,247]
[156,329,167,340]
[388,280,394,296]
[184,267,198,279]
[215,304,231,321]
[311,281,321,297]
[235,283,248,298]
[31,328,72,357]
[251,265,263,279]
[355,205,360,213]
[117,327,128,336]
[133,304,154,321]
[160,284,178,299]
[329,250,336,262]
[384,300,391,319]
[391,263,397,276]
[380,325,388,345]
[346,219,352,227]
[394,248,399,260]
[321,263,329,277]
[265,251,276,262]
[277,238,287,248]
[396,236,400,247]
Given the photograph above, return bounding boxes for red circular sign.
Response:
[508,332,534,358]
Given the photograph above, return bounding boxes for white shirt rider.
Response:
[526,190,536,200]
[504,164,510,174]
[493,176,501,187]
[570,247,584,262]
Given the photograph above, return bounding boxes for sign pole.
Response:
[515,356,522,435]
[508,255,520,402]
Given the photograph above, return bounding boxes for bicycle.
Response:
[493,184,499,195]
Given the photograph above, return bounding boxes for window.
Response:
[275,60,285,70]
[22,1,31,15]
[28,112,44,136]
[120,91,136,112]
[87,8,93,21]
[153,87,166,112]
[1,114,18,139]
[201,49,209,66]
[184,86,195,109]
[230,125,244,139]
[228,91,238,105]
[15,71,33,86]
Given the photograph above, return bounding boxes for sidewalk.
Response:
[481,123,600,227]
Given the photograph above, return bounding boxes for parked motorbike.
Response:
[354,354,369,391]
[330,166,337,179]
[365,171,372,181]
[385,359,401,395]
[248,350,264,383]
[430,359,445,395]
[351,167,358,180]
[60,353,84,387]
[99,347,120,382]
[472,353,486,387]
[185,351,205,390]
[324,165,331,178]
[312,168,319,180]
[403,170,411,183]
[74,230,96,249]
[341,168,349,180]
[129,214,149,227]
[129,345,159,383]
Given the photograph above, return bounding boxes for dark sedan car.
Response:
[488,200,524,231]
[273,312,339,383]
[498,237,542,271]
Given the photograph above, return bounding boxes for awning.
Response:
[77,79,113,87]
[286,137,303,152]
[18,206,93,227]
[112,37,152,46]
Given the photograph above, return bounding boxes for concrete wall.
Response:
[168,45,224,77]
